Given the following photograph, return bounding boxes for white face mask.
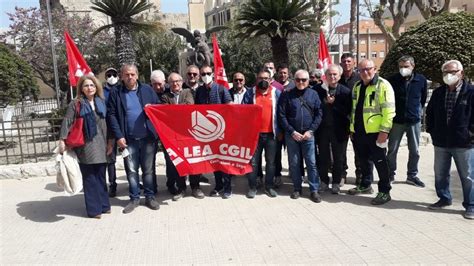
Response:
[107,76,118,85]
[202,74,213,85]
[443,73,459,86]
[399,68,412,77]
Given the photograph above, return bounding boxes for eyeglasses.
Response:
[233,79,244,82]
[169,80,182,83]
[201,72,213,76]
[360,67,375,72]
[106,73,117,78]
[258,77,269,80]
[187,72,198,77]
[295,78,308,83]
[152,82,163,87]
[442,69,460,75]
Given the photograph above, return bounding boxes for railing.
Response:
[0,98,58,120]
[0,117,62,165]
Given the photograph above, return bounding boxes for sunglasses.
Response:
[295,78,308,83]
[233,79,244,82]
[360,67,375,72]
[106,73,117,78]
[201,72,213,76]
[187,72,198,77]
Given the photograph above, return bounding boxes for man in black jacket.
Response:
[278,69,323,202]
[387,56,427,187]
[314,64,352,194]
[425,60,474,220]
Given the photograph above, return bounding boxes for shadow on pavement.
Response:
[17,195,85,222]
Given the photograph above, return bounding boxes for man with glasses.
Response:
[425,60,474,220]
[387,56,427,187]
[230,72,248,104]
[348,59,395,205]
[161,73,203,200]
[242,70,281,198]
[195,65,233,199]
[278,69,322,203]
[183,65,201,99]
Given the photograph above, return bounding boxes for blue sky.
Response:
[1,0,351,29]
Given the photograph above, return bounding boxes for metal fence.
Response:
[0,98,58,120]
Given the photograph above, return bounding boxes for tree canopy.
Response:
[0,43,39,105]
[380,12,474,83]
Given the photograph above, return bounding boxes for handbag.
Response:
[65,100,85,148]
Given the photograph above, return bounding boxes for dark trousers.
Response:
[164,151,199,191]
[275,138,283,176]
[79,163,110,217]
[353,133,391,193]
[247,133,277,189]
[107,144,117,190]
[317,127,347,185]
[214,171,231,193]
[343,138,374,180]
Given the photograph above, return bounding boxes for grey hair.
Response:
[398,55,415,65]
[150,70,165,82]
[309,69,323,78]
[325,64,343,75]
[167,72,183,83]
[120,64,138,75]
[295,69,309,78]
[441,60,463,72]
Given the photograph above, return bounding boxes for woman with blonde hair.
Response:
[58,74,111,219]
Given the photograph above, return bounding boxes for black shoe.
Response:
[310,191,322,203]
[209,189,222,197]
[290,191,301,199]
[246,188,257,199]
[145,197,160,210]
[199,175,210,183]
[348,185,374,195]
[172,190,186,201]
[371,192,391,205]
[123,199,140,214]
[191,188,205,199]
[222,192,232,199]
[265,188,278,197]
[168,187,179,196]
[428,199,452,210]
[406,176,425,188]
[108,189,116,198]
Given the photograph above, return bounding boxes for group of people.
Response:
[58,54,474,220]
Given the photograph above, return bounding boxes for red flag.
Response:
[64,31,92,86]
[144,104,262,176]
[212,34,230,89]
[317,30,332,80]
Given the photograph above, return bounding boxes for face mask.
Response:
[202,74,213,85]
[399,68,412,77]
[309,80,318,86]
[107,76,118,85]
[443,73,459,86]
[258,80,269,90]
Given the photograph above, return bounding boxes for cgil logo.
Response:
[188,110,226,143]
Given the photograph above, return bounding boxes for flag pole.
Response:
[46,0,61,107]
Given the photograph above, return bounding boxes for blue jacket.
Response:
[388,72,428,124]
[426,80,474,148]
[278,87,322,135]
[195,82,232,104]
[242,86,281,137]
[107,81,160,141]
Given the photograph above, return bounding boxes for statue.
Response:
[171,26,228,68]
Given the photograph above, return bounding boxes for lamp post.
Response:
[356,0,360,66]
[46,0,61,107]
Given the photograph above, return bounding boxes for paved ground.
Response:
[1,144,473,264]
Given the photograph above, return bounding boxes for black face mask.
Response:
[258,80,269,90]
[309,80,318,86]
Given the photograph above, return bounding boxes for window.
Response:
[371,52,377,58]
[379,51,385,58]
[379,39,385,43]
[360,53,366,59]
[371,39,377,44]
[361,40,366,44]
[226,9,231,21]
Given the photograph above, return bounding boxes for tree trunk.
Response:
[114,23,136,65]
[349,0,357,53]
[270,36,289,69]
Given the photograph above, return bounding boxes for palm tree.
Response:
[235,0,319,67]
[91,0,159,65]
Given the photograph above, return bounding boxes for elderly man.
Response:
[426,60,474,220]
[195,65,233,199]
[387,56,428,187]
[309,69,323,87]
[278,69,322,202]
[348,59,395,205]
[314,64,352,194]
[150,70,168,101]
[242,70,281,198]
[160,73,204,200]
[107,64,161,213]
[230,72,248,104]
[182,65,201,98]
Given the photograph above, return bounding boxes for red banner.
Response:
[145,104,262,176]
[212,34,230,89]
[64,31,92,86]
[317,30,332,81]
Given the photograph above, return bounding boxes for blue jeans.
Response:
[434,146,474,209]
[247,133,277,189]
[285,133,319,192]
[387,122,421,179]
[125,137,157,200]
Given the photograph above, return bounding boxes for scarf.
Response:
[79,96,106,141]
